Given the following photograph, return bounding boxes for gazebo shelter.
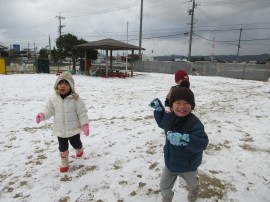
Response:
[75,38,145,77]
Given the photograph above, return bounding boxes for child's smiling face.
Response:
[171,99,192,117]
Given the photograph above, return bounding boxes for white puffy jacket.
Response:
[44,94,89,138]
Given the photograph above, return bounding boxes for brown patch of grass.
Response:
[9,137,16,141]
[139,182,147,188]
[24,124,52,133]
[23,172,32,178]
[76,165,98,177]
[0,174,9,181]
[119,180,128,185]
[146,188,160,195]
[198,172,236,200]
[113,164,122,170]
[239,137,254,143]
[209,170,221,175]
[264,149,270,154]
[13,193,23,198]
[37,154,47,160]
[145,141,162,155]
[72,165,84,171]
[144,115,154,120]
[60,175,72,182]
[239,143,257,152]
[20,181,28,186]
[85,165,98,171]
[2,186,14,193]
[149,162,158,170]
[205,141,230,155]
[130,191,137,196]
[58,197,70,202]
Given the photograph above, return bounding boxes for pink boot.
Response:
[60,150,69,173]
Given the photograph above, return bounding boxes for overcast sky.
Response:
[0,0,270,57]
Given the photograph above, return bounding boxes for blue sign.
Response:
[13,44,20,51]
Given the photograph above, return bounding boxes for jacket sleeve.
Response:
[185,120,209,153]
[153,110,165,130]
[76,98,89,126]
[43,97,55,120]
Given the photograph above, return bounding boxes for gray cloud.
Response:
[0,0,269,56]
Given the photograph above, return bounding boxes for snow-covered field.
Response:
[0,72,269,202]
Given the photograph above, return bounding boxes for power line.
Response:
[193,33,270,43]
[64,0,161,19]
[200,0,270,6]
[195,27,270,33]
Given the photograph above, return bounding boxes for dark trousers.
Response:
[58,134,82,152]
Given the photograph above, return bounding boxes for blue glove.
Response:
[179,133,190,146]
[167,131,190,146]
[149,98,164,111]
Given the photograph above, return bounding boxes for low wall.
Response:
[5,64,72,74]
[134,61,270,81]
[4,61,270,81]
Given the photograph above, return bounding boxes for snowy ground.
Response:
[0,72,269,202]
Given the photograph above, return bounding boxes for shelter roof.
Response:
[75,38,145,51]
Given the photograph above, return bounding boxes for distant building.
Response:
[0,45,8,57]
[0,45,7,50]
[153,55,187,61]
[119,54,154,62]
[141,54,154,61]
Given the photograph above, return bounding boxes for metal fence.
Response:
[134,61,270,81]
[3,58,270,81]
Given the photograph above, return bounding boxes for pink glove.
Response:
[36,113,45,124]
[82,124,90,136]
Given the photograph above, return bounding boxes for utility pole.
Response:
[187,0,196,61]
[49,35,51,61]
[138,0,143,61]
[56,12,65,37]
[34,43,36,60]
[126,21,129,73]
[27,42,30,60]
[236,28,242,63]
[34,43,37,73]
[56,12,65,72]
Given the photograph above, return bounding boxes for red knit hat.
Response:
[175,70,189,83]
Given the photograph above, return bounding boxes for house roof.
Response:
[75,38,145,51]
[0,45,8,50]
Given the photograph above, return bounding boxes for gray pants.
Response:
[160,166,198,202]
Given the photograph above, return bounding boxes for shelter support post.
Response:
[110,50,113,69]
[84,49,87,74]
[131,50,134,77]
[105,50,109,77]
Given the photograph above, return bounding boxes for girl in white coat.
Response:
[36,72,90,172]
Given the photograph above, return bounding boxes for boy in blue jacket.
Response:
[149,87,208,202]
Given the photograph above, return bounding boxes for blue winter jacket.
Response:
[154,110,208,173]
